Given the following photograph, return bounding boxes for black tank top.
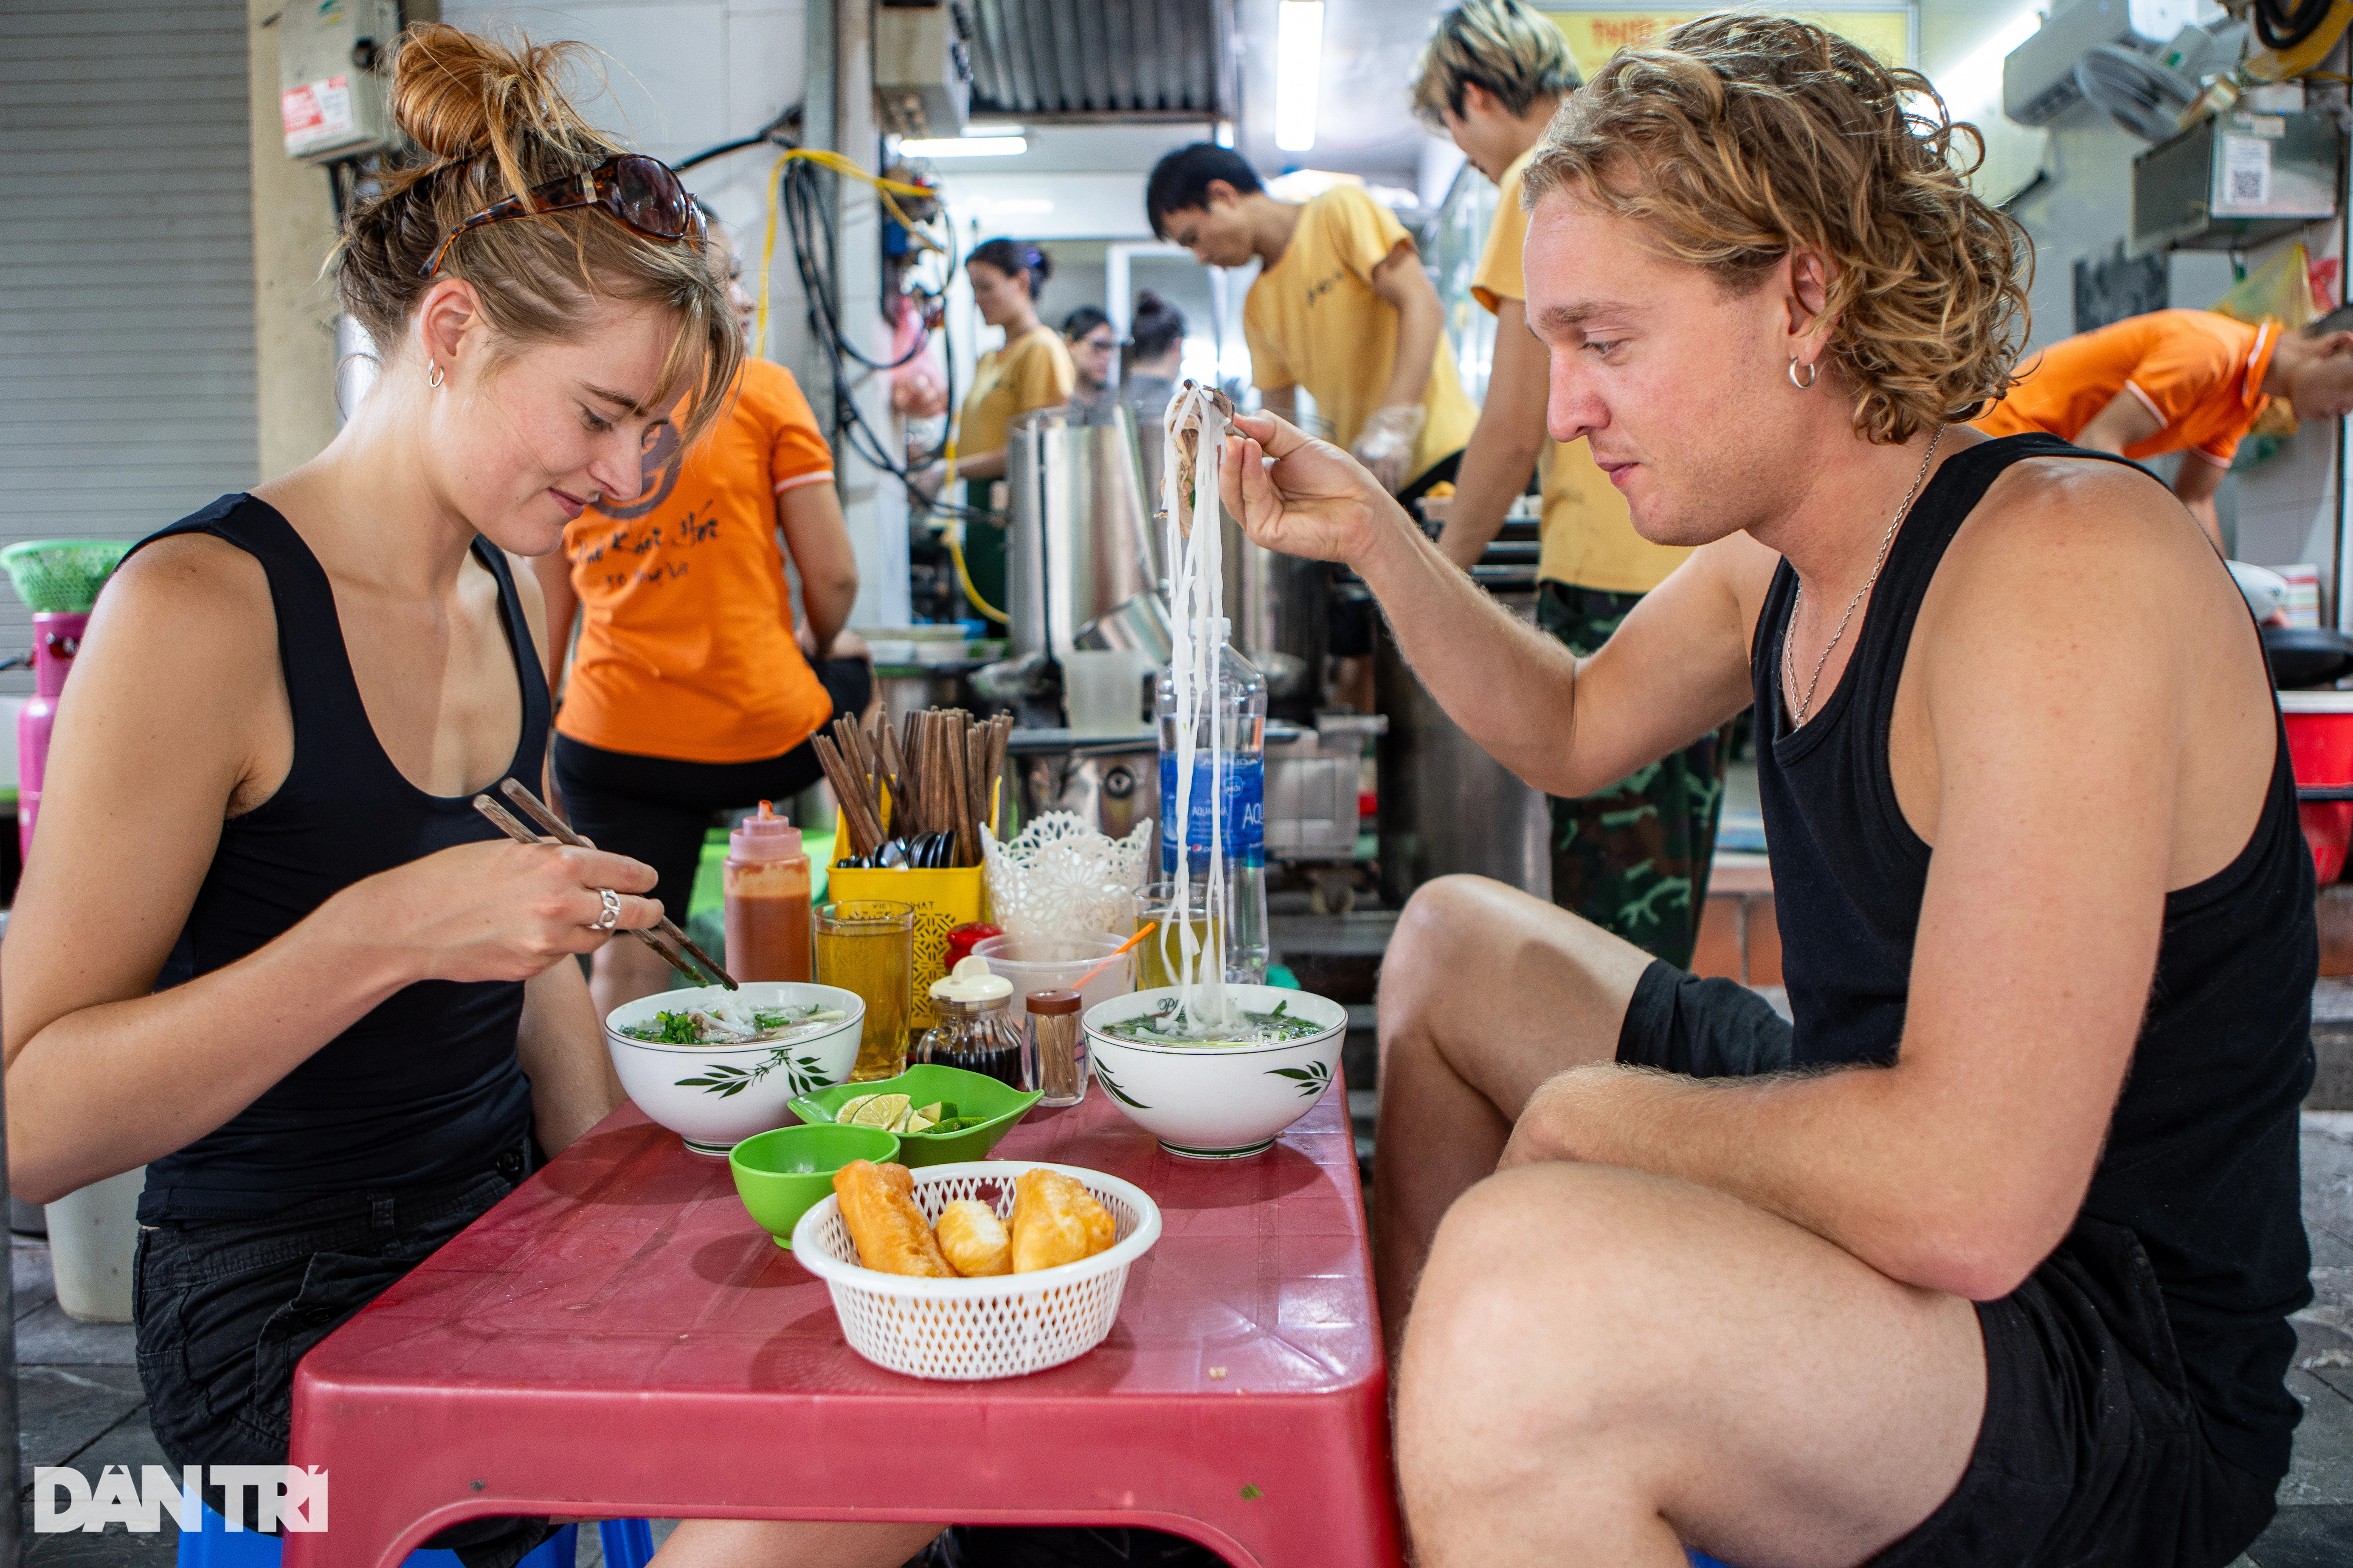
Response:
[1753,433,2316,1481]
[132,495,545,1223]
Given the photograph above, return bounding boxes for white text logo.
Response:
[33,1465,329,1533]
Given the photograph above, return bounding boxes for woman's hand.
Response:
[331,839,664,988]
[1219,411,1416,568]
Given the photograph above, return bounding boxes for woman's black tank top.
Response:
[131,495,546,1224]
[1752,432,2317,1480]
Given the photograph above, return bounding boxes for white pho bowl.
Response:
[606,982,865,1155]
[1081,984,1347,1158]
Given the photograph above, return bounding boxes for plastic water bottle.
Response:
[1157,620,1269,983]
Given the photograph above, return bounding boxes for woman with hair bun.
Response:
[1123,289,1188,422]
[922,237,1073,615]
[0,24,937,1566]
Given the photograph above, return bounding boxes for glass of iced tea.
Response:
[1135,880,1219,991]
[816,899,915,1082]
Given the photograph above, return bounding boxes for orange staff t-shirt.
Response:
[557,358,839,764]
[1973,309,2280,469]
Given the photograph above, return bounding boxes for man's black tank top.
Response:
[132,495,545,1224]
[1752,433,2316,1481]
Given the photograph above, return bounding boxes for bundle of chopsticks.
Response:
[813,708,1013,870]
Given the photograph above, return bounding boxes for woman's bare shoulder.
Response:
[86,534,279,699]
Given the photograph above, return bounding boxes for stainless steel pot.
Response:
[1006,407,1160,660]
[1376,590,1551,904]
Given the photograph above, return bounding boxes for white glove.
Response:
[1351,403,1426,493]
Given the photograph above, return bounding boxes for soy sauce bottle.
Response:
[915,956,1030,1090]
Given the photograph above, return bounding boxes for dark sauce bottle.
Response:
[914,958,1033,1090]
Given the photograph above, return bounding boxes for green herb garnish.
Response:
[622,1010,702,1044]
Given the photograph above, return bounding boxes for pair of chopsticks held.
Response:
[473,777,737,990]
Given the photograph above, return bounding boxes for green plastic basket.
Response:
[0,539,130,614]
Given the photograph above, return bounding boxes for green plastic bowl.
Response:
[788,1063,1041,1167]
[729,1124,901,1249]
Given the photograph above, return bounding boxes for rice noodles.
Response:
[1157,380,1245,1036]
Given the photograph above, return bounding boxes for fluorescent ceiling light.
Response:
[901,135,1028,158]
[963,121,1025,137]
[1934,5,2042,115]
[1275,0,1323,153]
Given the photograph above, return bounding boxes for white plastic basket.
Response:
[791,1161,1163,1380]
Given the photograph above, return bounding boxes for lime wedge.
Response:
[834,1094,875,1124]
[848,1093,911,1130]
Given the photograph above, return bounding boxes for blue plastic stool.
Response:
[1687,1553,1738,1568]
[178,1508,658,1568]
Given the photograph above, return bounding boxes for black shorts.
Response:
[135,1160,556,1566]
[1617,962,2281,1568]
[553,656,873,915]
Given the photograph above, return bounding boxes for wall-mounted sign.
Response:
[1538,8,1916,76]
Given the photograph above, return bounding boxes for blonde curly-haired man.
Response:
[1225,17,2314,1567]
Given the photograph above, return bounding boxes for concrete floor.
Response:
[11,1095,2352,1566]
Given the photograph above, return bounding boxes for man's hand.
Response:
[1352,403,1427,492]
[1222,410,1415,568]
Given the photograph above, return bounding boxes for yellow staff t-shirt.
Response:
[1244,185,1478,486]
[1475,150,1691,596]
[957,323,1076,458]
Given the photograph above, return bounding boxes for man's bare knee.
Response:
[1379,876,1519,1069]
[1399,1168,1668,1493]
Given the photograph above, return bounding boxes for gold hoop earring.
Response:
[1788,356,1818,391]
[427,359,445,390]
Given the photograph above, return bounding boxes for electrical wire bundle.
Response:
[676,115,1003,619]
[2254,0,2339,52]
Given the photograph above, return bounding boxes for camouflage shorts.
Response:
[1536,580,1733,970]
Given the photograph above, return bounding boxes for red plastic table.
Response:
[284,1079,1402,1568]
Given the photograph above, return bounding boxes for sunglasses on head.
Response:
[418,154,707,279]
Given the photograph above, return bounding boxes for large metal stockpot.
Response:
[1375,585,1552,906]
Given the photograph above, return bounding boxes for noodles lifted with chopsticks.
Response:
[1157,381,1246,1035]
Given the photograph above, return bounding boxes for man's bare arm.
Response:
[2171,451,2227,552]
[1370,241,1444,413]
[1502,464,2240,1299]
[1437,300,1548,571]
[2072,386,2163,455]
[1221,411,1759,798]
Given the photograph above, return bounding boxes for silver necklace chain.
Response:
[1782,423,1946,727]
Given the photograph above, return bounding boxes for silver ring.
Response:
[591,888,621,931]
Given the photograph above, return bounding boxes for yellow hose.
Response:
[946,524,1008,624]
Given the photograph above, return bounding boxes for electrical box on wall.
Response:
[279,0,400,164]
[876,1,973,139]
[2132,110,2341,252]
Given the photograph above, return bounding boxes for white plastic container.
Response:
[46,1167,144,1323]
[792,1160,1162,1380]
[973,932,1134,1029]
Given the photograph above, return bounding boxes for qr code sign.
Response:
[2223,136,2272,209]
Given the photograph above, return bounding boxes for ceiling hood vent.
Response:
[964,0,1236,121]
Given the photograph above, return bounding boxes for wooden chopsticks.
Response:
[472,778,738,990]
[811,709,1012,866]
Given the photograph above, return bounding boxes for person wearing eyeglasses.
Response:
[1064,304,1121,418]
[0,26,940,1567]
[532,216,874,1019]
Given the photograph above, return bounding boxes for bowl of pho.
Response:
[606,983,865,1154]
[1081,984,1346,1158]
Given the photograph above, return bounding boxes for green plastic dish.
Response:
[788,1063,1041,1167]
[729,1123,901,1249]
